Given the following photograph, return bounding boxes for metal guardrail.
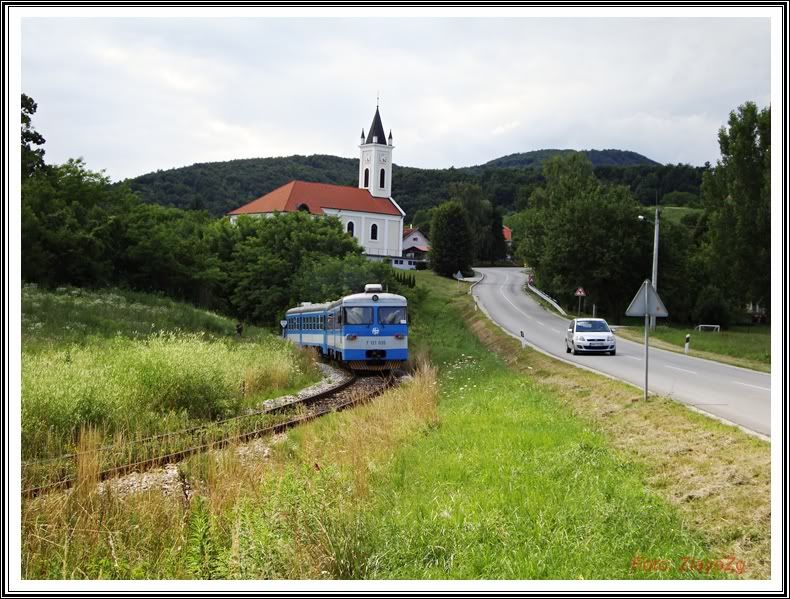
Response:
[527,283,568,317]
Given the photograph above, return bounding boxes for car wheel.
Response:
[571,346,578,356]
[610,349,616,356]
[566,342,571,354]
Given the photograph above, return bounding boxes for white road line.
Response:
[624,355,641,361]
[550,328,562,333]
[498,275,533,321]
[665,365,697,375]
[732,381,770,392]
[536,321,546,327]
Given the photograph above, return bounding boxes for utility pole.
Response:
[650,196,660,331]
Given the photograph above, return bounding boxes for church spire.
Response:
[364,107,387,145]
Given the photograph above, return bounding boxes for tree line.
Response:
[20,95,420,328]
[124,145,706,222]
[503,102,770,326]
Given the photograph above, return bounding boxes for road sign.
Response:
[574,287,586,297]
[280,319,288,328]
[528,275,535,285]
[454,271,464,280]
[625,280,668,317]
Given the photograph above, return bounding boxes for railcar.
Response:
[284,284,408,371]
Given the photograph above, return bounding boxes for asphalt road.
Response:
[472,267,771,437]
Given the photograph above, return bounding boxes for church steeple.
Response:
[359,105,394,198]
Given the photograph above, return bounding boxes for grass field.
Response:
[615,324,770,372]
[21,286,320,478]
[659,206,703,226]
[21,276,769,580]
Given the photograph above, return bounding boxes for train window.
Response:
[379,306,407,324]
[344,307,373,324]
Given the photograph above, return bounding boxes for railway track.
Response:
[22,369,399,499]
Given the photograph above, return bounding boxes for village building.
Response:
[227,106,406,262]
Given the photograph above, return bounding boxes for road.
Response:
[472,267,771,437]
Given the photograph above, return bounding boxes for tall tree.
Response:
[429,201,474,277]
[701,101,771,314]
[21,93,46,178]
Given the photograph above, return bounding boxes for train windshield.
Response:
[344,307,373,325]
[379,306,407,324]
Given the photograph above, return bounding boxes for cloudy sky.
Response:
[19,11,772,182]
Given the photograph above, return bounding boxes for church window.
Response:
[363,168,369,187]
[370,224,378,240]
[379,168,386,188]
[347,221,355,236]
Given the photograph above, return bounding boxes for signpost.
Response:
[454,270,464,286]
[280,319,288,338]
[574,287,586,316]
[528,274,535,285]
[625,279,669,401]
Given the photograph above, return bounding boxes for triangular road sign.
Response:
[625,279,669,317]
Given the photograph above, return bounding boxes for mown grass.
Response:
[21,275,768,580]
[615,324,770,372]
[21,285,320,482]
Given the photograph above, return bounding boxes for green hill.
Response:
[476,148,660,170]
[123,149,697,220]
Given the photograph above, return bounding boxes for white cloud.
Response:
[20,15,771,180]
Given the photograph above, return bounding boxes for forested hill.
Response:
[124,149,700,220]
[473,149,660,170]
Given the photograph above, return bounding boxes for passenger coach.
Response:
[284,284,408,370]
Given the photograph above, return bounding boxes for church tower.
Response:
[359,106,393,199]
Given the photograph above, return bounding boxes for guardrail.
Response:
[527,283,568,317]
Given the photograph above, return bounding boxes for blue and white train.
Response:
[283,284,408,371]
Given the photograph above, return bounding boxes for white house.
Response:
[227,106,405,261]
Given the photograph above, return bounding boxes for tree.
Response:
[513,154,652,321]
[227,212,361,324]
[429,201,473,277]
[21,94,46,178]
[701,102,770,315]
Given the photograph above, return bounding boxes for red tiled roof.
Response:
[502,225,512,241]
[227,180,401,217]
[403,227,415,237]
[404,244,430,253]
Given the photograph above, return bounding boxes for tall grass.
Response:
[21,286,320,463]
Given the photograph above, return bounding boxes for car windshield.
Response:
[379,306,407,325]
[344,307,373,325]
[575,320,610,333]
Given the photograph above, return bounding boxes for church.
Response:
[227,106,407,264]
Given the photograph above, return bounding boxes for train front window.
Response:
[379,306,407,324]
[344,307,373,325]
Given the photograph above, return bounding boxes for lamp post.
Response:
[638,204,660,331]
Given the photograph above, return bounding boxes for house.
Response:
[502,225,513,258]
[394,227,430,270]
[227,106,405,260]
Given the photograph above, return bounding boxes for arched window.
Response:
[297,203,310,212]
[370,223,378,240]
[379,168,386,188]
[347,221,355,236]
[363,168,369,187]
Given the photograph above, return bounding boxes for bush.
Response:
[692,285,731,328]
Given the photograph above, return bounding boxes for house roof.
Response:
[227,180,402,217]
[364,107,388,145]
[403,227,428,240]
[502,225,512,241]
[403,244,430,253]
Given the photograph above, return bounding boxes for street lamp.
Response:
[638,205,660,331]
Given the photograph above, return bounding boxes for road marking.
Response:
[536,321,546,327]
[732,381,770,391]
[624,355,641,361]
[498,275,533,321]
[550,328,562,333]
[665,365,697,375]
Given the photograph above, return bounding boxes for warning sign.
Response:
[574,287,586,297]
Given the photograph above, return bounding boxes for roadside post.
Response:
[574,287,586,316]
[280,319,288,338]
[685,334,690,355]
[454,270,464,286]
[520,330,526,349]
[625,279,669,401]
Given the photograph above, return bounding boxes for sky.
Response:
[19,11,772,182]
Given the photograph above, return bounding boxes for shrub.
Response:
[692,285,731,328]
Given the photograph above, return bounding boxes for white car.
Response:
[565,318,616,356]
